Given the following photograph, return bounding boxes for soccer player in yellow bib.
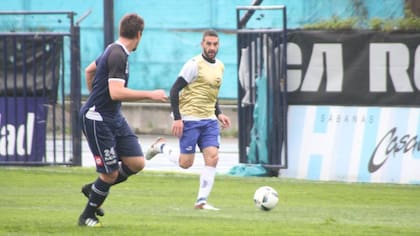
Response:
[146,30,231,210]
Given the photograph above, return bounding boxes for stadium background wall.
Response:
[2,1,419,184]
[237,30,420,184]
[0,0,404,99]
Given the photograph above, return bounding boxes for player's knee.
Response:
[203,147,219,166]
[179,163,192,169]
[179,159,193,169]
[130,160,145,172]
[207,155,219,166]
[120,156,145,174]
[100,171,119,184]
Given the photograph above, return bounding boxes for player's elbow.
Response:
[109,92,122,101]
[85,64,96,76]
[108,89,122,101]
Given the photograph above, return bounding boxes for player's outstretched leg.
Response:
[81,183,105,217]
[145,137,166,160]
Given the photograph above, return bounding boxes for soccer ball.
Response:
[253,186,279,211]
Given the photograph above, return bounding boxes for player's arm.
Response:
[215,100,231,128]
[108,80,167,102]
[107,49,167,102]
[170,59,197,119]
[170,76,188,120]
[85,61,96,92]
[170,76,188,137]
[215,100,222,117]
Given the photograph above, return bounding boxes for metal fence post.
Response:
[71,25,82,166]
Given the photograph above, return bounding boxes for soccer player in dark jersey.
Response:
[145,30,231,211]
[78,13,167,227]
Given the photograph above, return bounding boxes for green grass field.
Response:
[0,167,419,236]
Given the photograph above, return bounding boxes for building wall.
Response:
[0,0,404,99]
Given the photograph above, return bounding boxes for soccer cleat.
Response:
[194,203,220,211]
[145,137,166,160]
[78,215,102,227]
[81,183,105,217]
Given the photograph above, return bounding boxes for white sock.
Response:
[196,166,216,204]
[162,144,179,166]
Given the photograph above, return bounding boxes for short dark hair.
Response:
[119,13,144,39]
[202,30,218,41]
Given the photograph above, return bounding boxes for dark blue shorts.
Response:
[180,119,220,154]
[81,114,143,173]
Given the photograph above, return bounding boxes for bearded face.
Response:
[201,36,219,60]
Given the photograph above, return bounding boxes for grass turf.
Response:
[0,167,419,235]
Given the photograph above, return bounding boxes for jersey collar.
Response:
[201,53,215,63]
[115,40,130,55]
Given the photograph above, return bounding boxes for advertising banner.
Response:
[285,105,420,184]
[287,30,420,106]
[0,97,48,163]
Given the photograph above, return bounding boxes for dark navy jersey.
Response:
[81,41,130,120]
